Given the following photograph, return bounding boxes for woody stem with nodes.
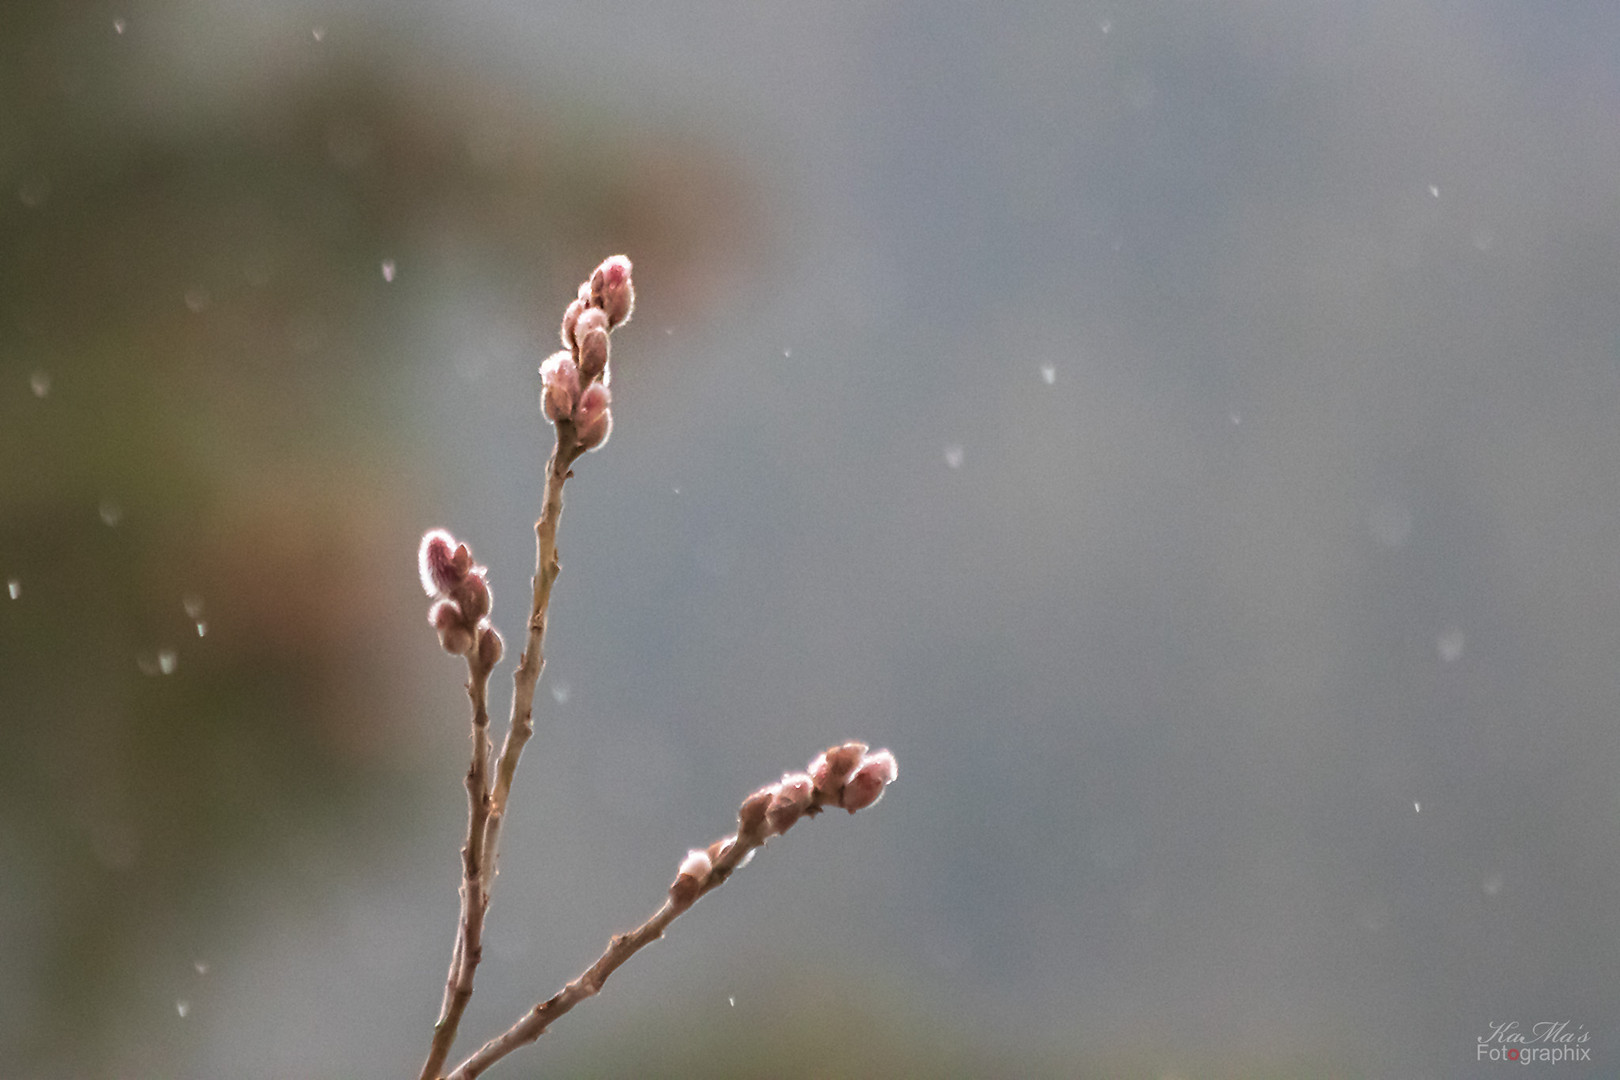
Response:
[413,257,899,1080]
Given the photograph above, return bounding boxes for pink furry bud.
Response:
[573,382,612,450]
[765,773,815,836]
[560,297,585,351]
[706,835,735,866]
[419,530,470,597]
[669,847,712,906]
[452,569,492,625]
[477,625,503,669]
[540,351,581,422]
[430,599,474,655]
[839,749,898,813]
[575,308,610,384]
[575,306,609,343]
[810,742,869,800]
[590,255,634,328]
[738,786,774,841]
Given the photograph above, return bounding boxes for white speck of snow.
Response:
[944,444,964,469]
[1413,801,1422,813]
[1482,873,1504,896]
[728,996,735,1007]
[1428,184,1440,198]
[1229,409,1242,426]
[194,960,210,975]
[184,288,210,313]
[113,18,126,34]
[550,680,570,704]
[140,650,178,676]
[312,26,325,41]
[176,1000,190,1018]
[195,621,208,638]
[1437,627,1465,663]
[6,579,18,600]
[99,500,123,527]
[381,260,396,282]
[782,347,792,358]
[30,371,51,397]
[183,594,204,618]
[1099,17,1112,34]
[1039,363,1056,385]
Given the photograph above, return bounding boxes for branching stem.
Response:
[418,426,581,1080]
[444,803,801,1080]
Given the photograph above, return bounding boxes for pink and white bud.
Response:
[430,599,474,655]
[540,351,581,422]
[590,255,634,328]
[574,306,609,343]
[573,382,613,451]
[477,625,504,669]
[419,530,469,597]
[706,835,735,866]
[765,772,815,836]
[810,741,869,799]
[738,785,774,841]
[669,847,712,906]
[839,749,898,813]
[575,310,610,384]
[560,297,586,351]
[451,569,492,625]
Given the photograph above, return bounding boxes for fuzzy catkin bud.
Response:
[738,786,774,841]
[810,742,869,800]
[477,625,503,669]
[431,600,474,655]
[669,847,712,906]
[574,306,609,346]
[452,570,492,625]
[591,255,634,328]
[766,773,815,836]
[540,351,581,423]
[560,298,585,351]
[419,530,469,597]
[574,383,612,450]
[839,749,898,813]
[577,324,610,386]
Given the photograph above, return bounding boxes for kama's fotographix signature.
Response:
[1477,1021,1593,1064]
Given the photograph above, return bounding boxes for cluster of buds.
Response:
[540,255,635,452]
[418,529,503,669]
[668,742,899,907]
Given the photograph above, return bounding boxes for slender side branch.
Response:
[482,431,580,892]
[418,652,497,1080]
[445,744,899,1080]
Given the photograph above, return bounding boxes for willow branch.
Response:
[482,428,582,893]
[444,744,899,1080]
[446,826,763,1079]
[418,650,496,1080]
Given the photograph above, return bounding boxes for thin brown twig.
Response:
[482,427,581,893]
[418,651,496,1080]
[444,793,839,1080]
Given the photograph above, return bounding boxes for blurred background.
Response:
[4,2,1619,1077]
